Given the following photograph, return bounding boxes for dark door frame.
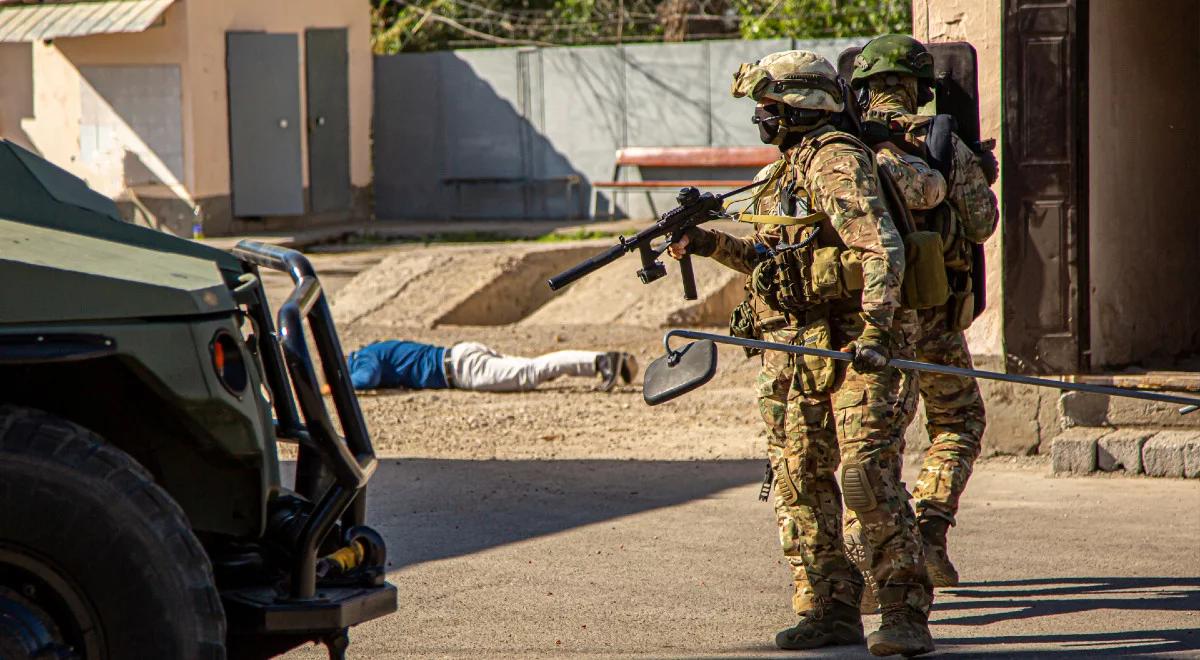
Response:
[1001,0,1090,375]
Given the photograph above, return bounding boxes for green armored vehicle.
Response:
[0,141,395,659]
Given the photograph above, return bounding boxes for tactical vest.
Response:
[735,129,949,318]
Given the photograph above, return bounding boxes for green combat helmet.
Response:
[850,34,935,87]
[732,49,844,112]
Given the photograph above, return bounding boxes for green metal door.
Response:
[226,31,304,217]
[305,28,351,214]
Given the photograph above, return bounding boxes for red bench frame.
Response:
[592,146,779,218]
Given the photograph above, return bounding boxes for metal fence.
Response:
[373,37,866,220]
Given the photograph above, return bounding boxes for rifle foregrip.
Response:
[547,245,625,290]
[679,254,698,300]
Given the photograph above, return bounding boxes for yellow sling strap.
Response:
[732,211,828,226]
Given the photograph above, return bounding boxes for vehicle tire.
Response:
[0,405,226,659]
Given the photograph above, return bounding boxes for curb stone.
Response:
[1051,428,1108,474]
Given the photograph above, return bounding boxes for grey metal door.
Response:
[1002,0,1088,374]
[226,31,304,217]
[305,28,351,213]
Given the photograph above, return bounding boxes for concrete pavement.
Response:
[283,458,1200,658]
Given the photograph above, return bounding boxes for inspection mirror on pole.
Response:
[643,339,718,406]
[645,330,1200,414]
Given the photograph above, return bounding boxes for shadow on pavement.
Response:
[935,577,1200,656]
[357,459,763,569]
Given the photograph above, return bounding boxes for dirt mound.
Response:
[331,242,605,328]
[522,255,743,327]
[331,238,746,329]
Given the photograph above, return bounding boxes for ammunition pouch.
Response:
[729,299,761,357]
[732,284,790,357]
[901,231,951,311]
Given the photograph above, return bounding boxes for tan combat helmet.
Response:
[732,50,844,112]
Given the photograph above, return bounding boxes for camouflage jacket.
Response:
[865,103,998,244]
[689,125,905,331]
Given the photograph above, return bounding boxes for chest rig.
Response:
[746,130,879,317]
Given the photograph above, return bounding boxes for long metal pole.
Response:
[663,330,1200,415]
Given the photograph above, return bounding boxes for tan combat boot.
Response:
[844,524,880,614]
[867,604,935,657]
[775,598,865,650]
[918,516,959,587]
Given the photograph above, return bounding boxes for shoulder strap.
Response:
[733,211,829,227]
[925,114,958,183]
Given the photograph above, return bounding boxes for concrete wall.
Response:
[3,0,372,236]
[1087,0,1200,368]
[913,0,1004,360]
[372,37,866,221]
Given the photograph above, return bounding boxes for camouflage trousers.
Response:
[900,306,986,524]
[759,311,931,616]
[840,307,986,590]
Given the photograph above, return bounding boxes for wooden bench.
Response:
[592,146,779,219]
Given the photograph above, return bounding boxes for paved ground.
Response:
[284,458,1200,659]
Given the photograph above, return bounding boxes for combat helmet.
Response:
[732,50,844,112]
[850,34,935,88]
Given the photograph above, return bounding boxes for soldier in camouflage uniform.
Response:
[668,50,934,657]
[846,34,999,592]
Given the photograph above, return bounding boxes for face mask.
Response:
[753,104,783,144]
[867,77,919,113]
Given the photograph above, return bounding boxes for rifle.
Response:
[546,181,767,300]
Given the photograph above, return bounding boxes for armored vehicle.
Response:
[0,140,395,659]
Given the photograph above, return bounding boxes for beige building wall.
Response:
[22,2,191,202]
[0,43,35,151]
[912,0,1004,360]
[5,0,371,236]
[1087,0,1200,368]
[184,0,373,198]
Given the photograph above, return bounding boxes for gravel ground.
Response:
[261,244,1200,659]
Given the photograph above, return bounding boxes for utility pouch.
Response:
[809,246,844,301]
[947,290,975,332]
[901,231,951,310]
[794,316,837,394]
[839,250,865,294]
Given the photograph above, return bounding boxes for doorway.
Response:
[1003,0,1200,379]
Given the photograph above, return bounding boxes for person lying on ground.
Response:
[328,339,638,393]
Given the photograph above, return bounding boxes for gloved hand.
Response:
[848,324,890,373]
[975,149,999,185]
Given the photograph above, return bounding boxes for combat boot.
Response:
[867,604,935,657]
[844,524,880,614]
[918,516,959,587]
[775,599,865,650]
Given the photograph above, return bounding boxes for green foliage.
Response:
[371,0,910,54]
[734,0,910,40]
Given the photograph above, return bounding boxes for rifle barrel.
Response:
[547,243,628,290]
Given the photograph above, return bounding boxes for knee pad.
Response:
[773,457,802,506]
[841,463,878,513]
